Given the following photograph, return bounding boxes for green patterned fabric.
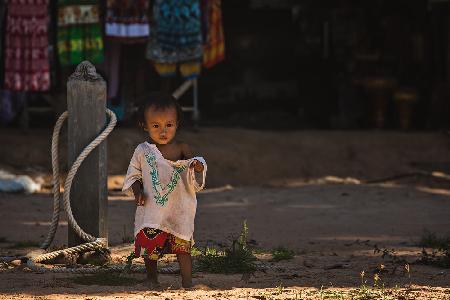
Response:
[145,153,187,206]
[57,0,104,66]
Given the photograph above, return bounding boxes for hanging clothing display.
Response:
[202,0,224,68]
[146,0,203,79]
[105,0,150,41]
[3,0,51,92]
[155,0,202,53]
[57,0,104,66]
[0,0,6,85]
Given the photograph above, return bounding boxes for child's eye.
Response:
[152,124,159,128]
[167,124,173,127]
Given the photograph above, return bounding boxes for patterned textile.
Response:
[144,151,188,206]
[57,0,104,66]
[0,0,6,85]
[134,227,191,259]
[203,0,224,68]
[105,0,150,40]
[4,0,50,91]
[146,0,203,64]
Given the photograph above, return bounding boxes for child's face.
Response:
[143,105,178,145]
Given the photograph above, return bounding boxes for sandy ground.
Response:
[1,128,450,299]
[2,127,450,187]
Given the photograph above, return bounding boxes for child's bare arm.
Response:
[131,181,145,206]
[181,143,204,173]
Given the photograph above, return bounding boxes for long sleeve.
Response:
[189,156,207,192]
[122,146,142,195]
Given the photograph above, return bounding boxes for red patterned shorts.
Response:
[134,227,191,260]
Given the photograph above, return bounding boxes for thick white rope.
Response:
[23,109,182,274]
[40,111,67,249]
[27,110,117,273]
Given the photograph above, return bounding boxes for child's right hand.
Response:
[135,193,145,206]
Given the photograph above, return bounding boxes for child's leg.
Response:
[177,253,192,288]
[144,257,158,284]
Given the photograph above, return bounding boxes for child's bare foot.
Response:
[181,280,192,289]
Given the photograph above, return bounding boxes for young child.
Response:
[122,92,207,288]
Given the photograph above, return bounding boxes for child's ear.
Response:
[139,121,148,131]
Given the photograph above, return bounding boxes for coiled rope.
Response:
[24,109,154,273]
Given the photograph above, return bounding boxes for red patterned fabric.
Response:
[4,0,50,91]
[134,227,191,259]
[203,0,224,68]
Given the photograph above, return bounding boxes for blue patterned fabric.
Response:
[146,0,202,63]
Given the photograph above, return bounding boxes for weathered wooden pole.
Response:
[67,61,108,247]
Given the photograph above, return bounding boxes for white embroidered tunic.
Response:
[122,142,207,241]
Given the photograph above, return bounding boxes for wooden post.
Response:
[67,61,108,247]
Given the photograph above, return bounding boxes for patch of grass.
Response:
[252,247,266,254]
[373,244,407,265]
[195,220,257,274]
[71,273,141,286]
[318,286,346,300]
[190,246,202,257]
[418,230,450,268]
[8,240,40,248]
[419,230,450,249]
[271,247,295,262]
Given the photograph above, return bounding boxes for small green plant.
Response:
[419,230,450,248]
[124,251,135,272]
[276,283,285,295]
[418,230,450,268]
[195,220,257,274]
[318,286,345,300]
[373,245,406,265]
[404,263,411,286]
[271,247,295,262]
[190,246,202,257]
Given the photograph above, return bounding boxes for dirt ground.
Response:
[0,128,450,299]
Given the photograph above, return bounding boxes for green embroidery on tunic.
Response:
[145,152,187,206]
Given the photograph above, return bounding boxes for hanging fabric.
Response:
[57,0,104,66]
[3,0,51,92]
[146,0,203,79]
[0,0,6,86]
[202,0,225,68]
[105,0,150,41]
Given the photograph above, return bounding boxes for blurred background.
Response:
[1,1,450,295]
[1,0,450,130]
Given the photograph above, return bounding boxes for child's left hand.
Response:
[190,159,204,173]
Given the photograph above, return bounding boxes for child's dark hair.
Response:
[138,91,183,128]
